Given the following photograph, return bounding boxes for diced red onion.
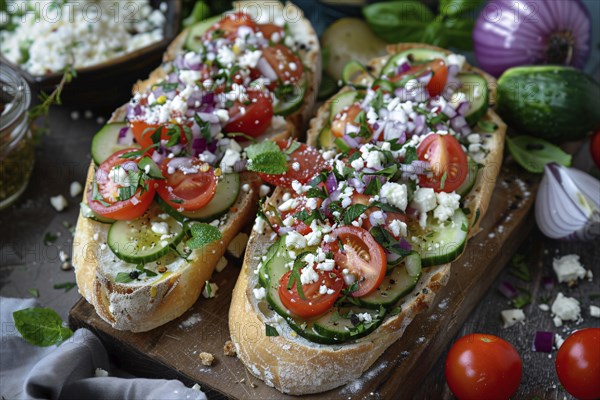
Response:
[151,151,164,164]
[233,159,247,172]
[532,331,554,353]
[450,116,467,131]
[498,281,519,299]
[256,57,277,82]
[121,161,138,172]
[342,134,361,149]
[325,173,338,195]
[348,177,365,193]
[473,0,591,77]
[541,276,555,291]
[396,62,411,74]
[442,104,457,119]
[386,252,402,264]
[195,112,220,124]
[456,101,471,116]
[398,238,412,251]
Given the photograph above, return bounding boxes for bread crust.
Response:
[72,1,320,332]
[230,44,506,394]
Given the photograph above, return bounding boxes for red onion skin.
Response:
[473,0,591,77]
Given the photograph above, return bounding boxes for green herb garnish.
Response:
[13,307,73,347]
[187,223,222,250]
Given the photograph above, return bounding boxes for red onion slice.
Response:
[532,331,554,353]
[256,57,277,83]
[325,173,338,195]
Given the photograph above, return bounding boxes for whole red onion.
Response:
[473,0,591,77]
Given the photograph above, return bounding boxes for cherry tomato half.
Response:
[330,103,372,140]
[88,149,156,220]
[203,12,256,41]
[223,89,273,138]
[417,133,468,193]
[322,226,386,297]
[259,140,329,189]
[262,44,304,88]
[256,23,285,41]
[555,328,600,400]
[156,157,217,211]
[279,267,343,319]
[445,333,522,400]
[392,58,448,98]
[130,121,189,150]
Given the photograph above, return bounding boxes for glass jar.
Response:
[0,63,34,210]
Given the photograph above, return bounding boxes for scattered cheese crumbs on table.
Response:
[538,304,550,311]
[70,111,80,120]
[198,352,215,366]
[552,254,586,284]
[590,305,600,318]
[551,292,581,326]
[554,334,564,349]
[69,181,83,197]
[227,232,249,258]
[223,340,236,357]
[50,195,68,212]
[58,250,69,262]
[61,262,72,271]
[94,368,109,377]
[191,383,202,391]
[202,281,218,298]
[501,309,526,328]
[215,257,228,273]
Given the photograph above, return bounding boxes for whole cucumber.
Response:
[496,66,600,142]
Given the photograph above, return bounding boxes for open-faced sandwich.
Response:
[229,43,506,394]
[72,1,320,332]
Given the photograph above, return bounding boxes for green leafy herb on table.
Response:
[28,288,39,298]
[13,307,73,347]
[363,0,484,50]
[53,282,77,292]
[187,223,222,250]
[506,136,572,174]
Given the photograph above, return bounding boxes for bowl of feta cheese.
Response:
[0,0,180,107]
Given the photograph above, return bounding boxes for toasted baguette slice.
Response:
[229,44,506,394]
[134,0,321,136]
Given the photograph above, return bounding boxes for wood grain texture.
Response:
[69,162,539,399]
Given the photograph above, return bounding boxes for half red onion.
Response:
[473,0,592,77]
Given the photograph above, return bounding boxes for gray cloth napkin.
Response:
[1,297,207,400]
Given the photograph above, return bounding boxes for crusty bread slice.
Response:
[134,0,321,137]
[229,43,506,394]
[72,2,321,332]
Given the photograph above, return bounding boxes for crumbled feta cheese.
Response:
[216,257,228,273]
[300,266,319,285]
[70,181,83,197]
[278,198,299,212]
[554,334,564,349]
[217,46,236,65]
[364,150,385,169]
[304,230,322,247]
[151,222,169,235]
[590,305,600,318]
[220,149,241,173]
[369,210,386,226]
[58,250,69,263]
[253,218,267,234]
[388,219,407,237]
[253,287,266,300]
[238,50,263,68]
[286,231,306,250]
[434,192,461,222]
[551,292,581,324]
[538,304,550,311]
[202,281,219,298]
[50,195,68,212]
[356,312,373,323]
[95,368,109,377]
[411,188,436,213]
[380,182,408,211]
[316,259,335,271]
[259,185,271,197]
[552,254,586,283]
[501,309,525,328]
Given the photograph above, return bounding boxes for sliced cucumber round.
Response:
[274,77,306,117]
[342,60,373,89]
[317,125,334,150]
[456,157,480,197]
[157,173,240,222]
[381,49,448,78]
[91,123,139,165]
[107,205,184,264]
[312,306,384,342]
[184,15,221,52]
[80,202,116,224]
[454,72,489,126]
[410,208,469,267]
[329,91,360,122]
[359,253,421,309]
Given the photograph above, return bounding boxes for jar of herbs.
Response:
[0,63,34,210]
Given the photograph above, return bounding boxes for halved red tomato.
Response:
[417,133,468,193]
[256,23,284,41]
[203,12,256,41]
[322,226,386,297]
[350,193,408,234]
[279,267,343,318]
[156,157,217,211]
[262,44,304,89]
[130,121,190,150]
[223,89,273,138]
[392,58,448,97]
[267,195,323,235]
[259,140,329,189]
[330,103,372,139]
[88,149,156,220]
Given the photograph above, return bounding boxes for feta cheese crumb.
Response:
[552,254,586,283]
[388,219,407,237]
[433,192,461,223]
[50,195,68,212]
[94,368,109,377]
[151,221,169,235]
[380,182,408,211]
[253,287,266,300]
[69,181,83,197]
[551,292,581,324]
[501,309,526,328]
[554,334,564,349]
[590,305,600,318]
[202,281,219,298]
[538,304,550,312]
[259,185,271,197]
[300,266,319,285]
[286,231,306,250]
[215,257,228,273]
[356,312,373,323]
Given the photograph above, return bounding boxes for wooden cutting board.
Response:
[69,163,538,400]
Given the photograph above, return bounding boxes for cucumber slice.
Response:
[312,306,384,342]
[317,125,335,150]
[258,235,287,288]
[381,48,448,78]
[342,60,373,89]
[410,209,469,267]
[91,123,139,165]
[359,253,421,309]
[184,15,221,52]
[274,77,306,117]
[329,91,360,122]
[156,173,240,222]
[107,205,184,264]
[80,202,116,224]
[454,72,489,126]
[456,157,480,197]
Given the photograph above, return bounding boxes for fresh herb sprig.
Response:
[29,65,77,122]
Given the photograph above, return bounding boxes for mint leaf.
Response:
[13,307,73,347]
[187,223,222,250]
[245,140,280,159]
[53,282,76,292]
[343,204,368,225]
[506,136,572,174]
[247,152,287,175]
[115,272,134,283]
